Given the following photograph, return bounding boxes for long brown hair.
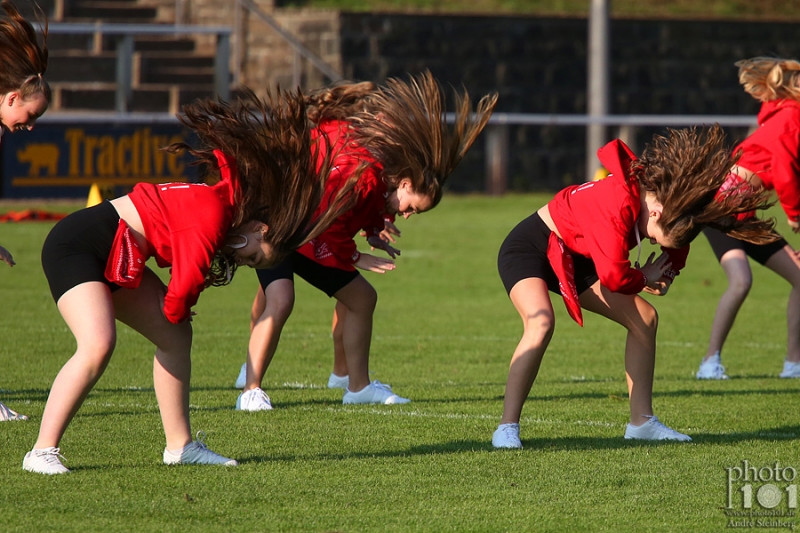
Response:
[736,57,800,103]
[168,87,357,283]
[306,71,498,207]
[0,1,50,101]
[631,125,776,248]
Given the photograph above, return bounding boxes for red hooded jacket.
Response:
[548,139,689,295]
[127,150,239,323]
[734,99,800,222]
[296,120,388,271]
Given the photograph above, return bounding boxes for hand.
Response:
[643,276,672,296]
[354,253,396,273]
[360,220,402,249]
[380,220,401,243]
[0,245,15,267]
[366,235,401,259]
[638,252,671,290]
[789,218,800,234]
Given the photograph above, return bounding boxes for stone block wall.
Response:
[337,13,800,191]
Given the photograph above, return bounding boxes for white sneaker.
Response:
[696,354,728,380]
[492,423,522,449]
[327,373,349,389]
[624,415,691,441]
[163,432,238,466]
[779,360,800,378]
[342,380,410,405]
[236,388,273,411]
[0,401,28,421]
[235,363,247,389]
[23,447,70,475]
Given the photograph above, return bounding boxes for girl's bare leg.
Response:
[331,301,349,377]
[579,281,658,425]
[765,245,800,363]
[500,278,555,424]
[33,282,117,449]
[113,269,194,451]
[332,275,377,393]
[243,279,294,390]
[706,249,752,358]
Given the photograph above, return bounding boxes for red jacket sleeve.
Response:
[769,129,800,221]
[162,227,220,324]
[582,199,647,294]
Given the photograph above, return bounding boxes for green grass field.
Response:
[1,194,797,532]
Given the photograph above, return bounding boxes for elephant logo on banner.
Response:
[16,143,60,177]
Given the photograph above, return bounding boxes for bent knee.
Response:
[633,300,659,332]
[343,285,378,314]
[727,276,752,297]
[521,310,555,345]
[76,335,116,372]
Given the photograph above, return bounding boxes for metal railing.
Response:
[39,111,758,194]
[232,0,342,87]
[47,22,232,113]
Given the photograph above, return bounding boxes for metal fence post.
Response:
[586,0,610,181]
[485,123,509,195]
[215,32,231,100]
[115,34,133,113]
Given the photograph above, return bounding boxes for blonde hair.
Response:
[306,71,498,207]
[736,57,800,102]
[632,125,777,248]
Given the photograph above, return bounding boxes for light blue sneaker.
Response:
[492,423,522,449]
[163,432,238,466]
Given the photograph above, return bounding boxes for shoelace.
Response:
[194,430,210,451]
[500,425,519,438]
[371,380,393,393]
[38,447,67,465]
[646,417,683,438]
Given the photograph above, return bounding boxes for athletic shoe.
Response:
[236,387,273,411]
[624,415,691,441]
[696,354,728,380]
[342,380,410,405]
[779,360,800,378]
[163,432,238,466]
[235,363,247,389]
[0,401,28,421]
[327,373,350,389]
[492,423,523,449]
[23,447,69,475]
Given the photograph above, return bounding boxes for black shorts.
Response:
[702,227,787,266]
[41,201,122,303]
[497,211,599,296]
[256,251,360,297]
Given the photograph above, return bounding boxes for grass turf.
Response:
[0,194,797,532]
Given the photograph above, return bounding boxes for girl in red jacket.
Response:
[492,126,775,448]
[22,89,351,474]
[235,72,497,410]
[697,57,800,380]
[0,0,49,422]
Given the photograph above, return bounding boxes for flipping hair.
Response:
[0,1,50,102]
[168,87,357,284]
[736,57,800,103]
[306,71,498,207]
[631,125,777,249]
